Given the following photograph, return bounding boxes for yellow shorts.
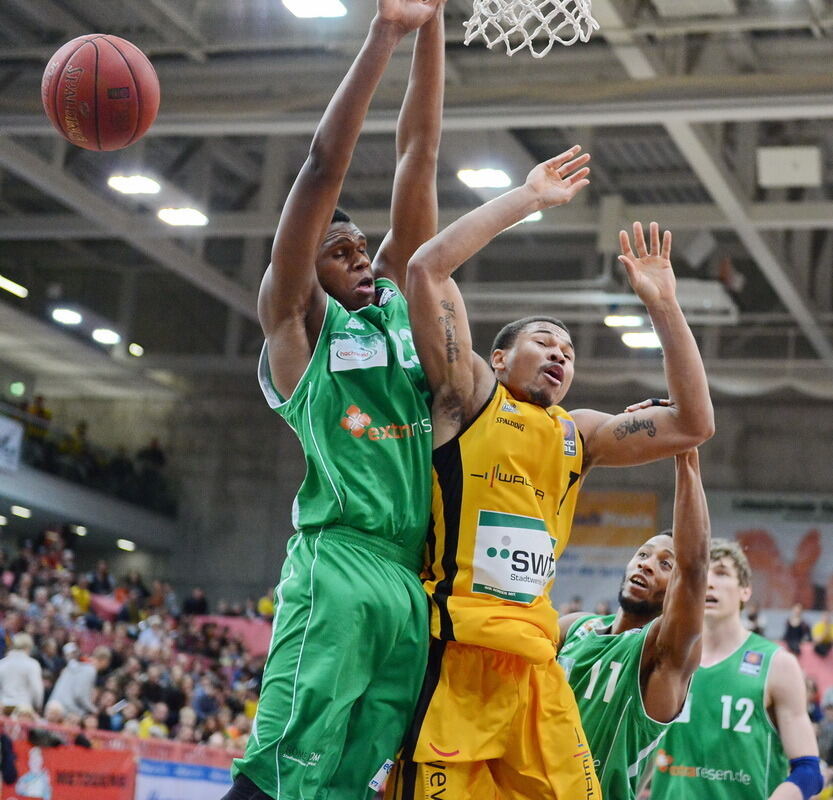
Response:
[386,639,601,800]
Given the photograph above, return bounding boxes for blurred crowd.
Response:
[0,394,175,515]
[0,528,274,754]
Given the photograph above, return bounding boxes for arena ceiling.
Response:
[0,0,832,399]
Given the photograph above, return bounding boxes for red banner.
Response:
[1,742,134,800]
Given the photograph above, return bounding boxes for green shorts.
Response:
[232,528,428,800]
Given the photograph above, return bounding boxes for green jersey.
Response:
[558,614,669,799]
[650,633,788,800]
[258,278,432,566]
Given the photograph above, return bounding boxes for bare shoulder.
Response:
[766,648,804,702]
[558,611,590,644]
[569,407,609,437]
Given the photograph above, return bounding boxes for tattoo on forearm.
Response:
[439,299,460,363]
[613,416,657,440]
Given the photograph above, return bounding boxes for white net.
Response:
[464,0,599,58]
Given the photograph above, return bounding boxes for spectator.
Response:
[136,616,166,656]
[256,588,274,619]
[783,602,811,655]
[742,600,767,636]
[136,437,166,471]
[89,560,114,595]
[48,643,96,717]
[183,587,208,616]
[0,633,44,714]
[812,610,833,657]
[138,702,170,739]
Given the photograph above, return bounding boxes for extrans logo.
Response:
[339,405,431,441]
[655,750,752,785]
[485,534,555,581]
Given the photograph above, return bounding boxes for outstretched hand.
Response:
[618,222,676,307]
[377,0,443,34]
[524,145,591,209]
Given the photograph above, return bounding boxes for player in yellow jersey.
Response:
[384,148,715,800]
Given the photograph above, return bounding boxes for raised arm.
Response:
[259,0,440,398]
[374,3,445,289]
[572,222,714,470]
[407,147,590,445]
[641,449,709,722]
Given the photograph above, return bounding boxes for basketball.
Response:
[41,34,160,152]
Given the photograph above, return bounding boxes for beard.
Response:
[617,574,664,619]
[524,383,554,408]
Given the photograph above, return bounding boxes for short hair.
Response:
[331,207,351,224]
[491,316,571,355]
[12,632,33,652]
[710,537,751,588]
[656,528,673,539]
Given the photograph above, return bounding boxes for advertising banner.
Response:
[0,415,23,471]
[1,742,134,800]
[134,758,231,800]
[552,491,658,610]
[708,491,833,610]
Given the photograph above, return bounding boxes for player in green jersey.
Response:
[557,448,710,799]
[649,538,823,800]
[225,2,446,799]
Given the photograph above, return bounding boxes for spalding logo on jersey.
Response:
[376,286,397,307]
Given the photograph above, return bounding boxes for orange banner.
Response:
[1,742,134,800]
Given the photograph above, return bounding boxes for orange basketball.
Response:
[41,34,160,152]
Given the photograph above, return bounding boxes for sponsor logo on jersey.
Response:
[345,317,366,331]
[501,400,520,414]
[281,746,321,768]
[469,464,545,499]
[560,417,577,457]
[376,286,397,307]
[496,415,525,432]
[572,727,596,799]
[425,761,449,796]
[472,510,556,603]
[655,749,752,785]
[739,649,764,676]
[557,655,576,680]
[339,405,432,441]
[329,332,388,372]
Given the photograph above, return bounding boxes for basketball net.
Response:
[464,0,599,58]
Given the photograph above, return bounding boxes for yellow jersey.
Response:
[424,381,583,664]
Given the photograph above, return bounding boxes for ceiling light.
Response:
[107,175,161,194]
[283,0,347,17]
[52,307,83,325]
[9,382,25,397]
[117,539,136,552]
[72,525,87,536]
[128,343,145,357]
[0,516,6,526]
[457,168,512,189]
[157,208,209,226]
[92,328,121,345]
[605,314,644,328]
[0,274,29,298]
[11,505,31,519]
[621,331,662,349]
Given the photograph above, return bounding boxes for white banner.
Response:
[0,415,23,471]
[135,759,231,800]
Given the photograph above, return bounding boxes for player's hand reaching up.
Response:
[377,0,443,34]
[618,222,676,307]
[524,146,591,209]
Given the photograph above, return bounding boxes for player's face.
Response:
[492,323,575,407]
[316,222,375,310]
[705,556,752,619]
[618,534,675,617]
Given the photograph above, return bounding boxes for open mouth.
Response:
[355,276,374,294]
[705,594,719,606]
[543,364,564,385]
[630,574,648,589]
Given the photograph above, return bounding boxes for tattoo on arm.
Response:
[613,416,657,440]
[439,299,460,364]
